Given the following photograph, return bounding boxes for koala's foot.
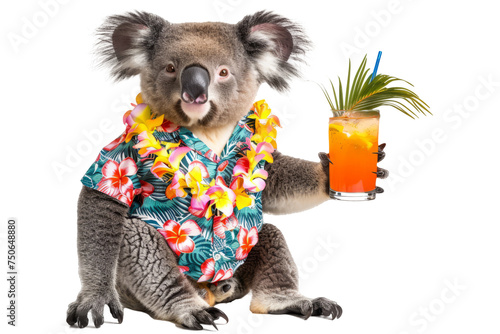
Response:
[175,305,228,330]
[66,290,123,328]
[206,277,248,304]
[310,297,342,319]
[233,223,342,321]
[251,294,341,320]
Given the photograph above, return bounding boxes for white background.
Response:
[2,0,499,333]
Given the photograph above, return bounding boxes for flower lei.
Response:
[123,94,280,221]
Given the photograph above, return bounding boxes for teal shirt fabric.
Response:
[81,111,265,282]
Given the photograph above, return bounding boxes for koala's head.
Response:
[96,11,310,129]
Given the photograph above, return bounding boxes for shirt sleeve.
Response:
[81,133,146,207]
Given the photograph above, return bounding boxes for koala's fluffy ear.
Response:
[236,11,311,91]
[96,11,167,80]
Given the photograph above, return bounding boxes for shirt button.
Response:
[214,254,221,261]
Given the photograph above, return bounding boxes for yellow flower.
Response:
[230,178,254,210]
[245,138,274,171]
[248,100,281,148]
[134,131,163,157]
[185,163,211,199]
[124,104,164,143]
[166,170,188,199]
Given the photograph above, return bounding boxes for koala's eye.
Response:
[219,69,229,77]
[166,64,176,73]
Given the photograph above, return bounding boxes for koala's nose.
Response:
[181,66,210,104]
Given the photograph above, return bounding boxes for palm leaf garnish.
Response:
[320,55,430,118]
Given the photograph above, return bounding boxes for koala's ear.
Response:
[96,11,167,80]
[236,11,311,91]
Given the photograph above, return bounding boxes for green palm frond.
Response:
[320,55,430,118]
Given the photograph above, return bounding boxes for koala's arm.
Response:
[67,186,128,327]
[262,150,330,214]
[77,186,128,290]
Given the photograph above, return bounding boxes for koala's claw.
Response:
[66,302,78,326]
[108,301,124,324]
[66,292,123,328]
[318,152,333,166]
[311,297,342,320]
[374,167,389,179]
[205,306,229,323]
[376,143,387,162]
[180,307,228,331]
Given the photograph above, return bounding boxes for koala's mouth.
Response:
[175,99,217,126]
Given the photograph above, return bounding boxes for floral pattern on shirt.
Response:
[81,95,279,282]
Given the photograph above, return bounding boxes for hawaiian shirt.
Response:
[81,95,280,283]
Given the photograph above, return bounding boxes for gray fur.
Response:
[262,151,330,214]
[68,11,342,330]
[208,224,341,320]
[116,217,224,329]
[95,10,309,129]
[236,11,311,91]
[95,11,167,80]
[67,187,128,328]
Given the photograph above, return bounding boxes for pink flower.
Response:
[213,214,238,239]
[158,220,201,256]
[235,227,259,260]
[178,266,190,274]
[165,170,188,199]
[232,138,273,193]
[97,158,138,206]
[212,268,234,283]
[233,156,268,192]
[133,180,154,204]
[197,258,215,282]
[133,131,163,157]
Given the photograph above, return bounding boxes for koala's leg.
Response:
[115,217,228,330]
[67,187,128,328]
[262,151,330,214]
[238,224,342,320]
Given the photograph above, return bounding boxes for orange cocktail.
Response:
[328,110,379,200]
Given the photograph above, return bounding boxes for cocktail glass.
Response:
[328,110,380,201]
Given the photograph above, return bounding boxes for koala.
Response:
[67,10,387,330]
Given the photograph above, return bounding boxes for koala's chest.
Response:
[187,122,239,157]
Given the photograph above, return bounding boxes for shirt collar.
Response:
[177,110,255,163]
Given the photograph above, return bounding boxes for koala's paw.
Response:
[311,297,343,320]
[66,291,123,328]
[209,278,238,303]
[260,294,342,320]
[178,306,228,331]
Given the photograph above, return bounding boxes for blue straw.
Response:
[370,51,382,82]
